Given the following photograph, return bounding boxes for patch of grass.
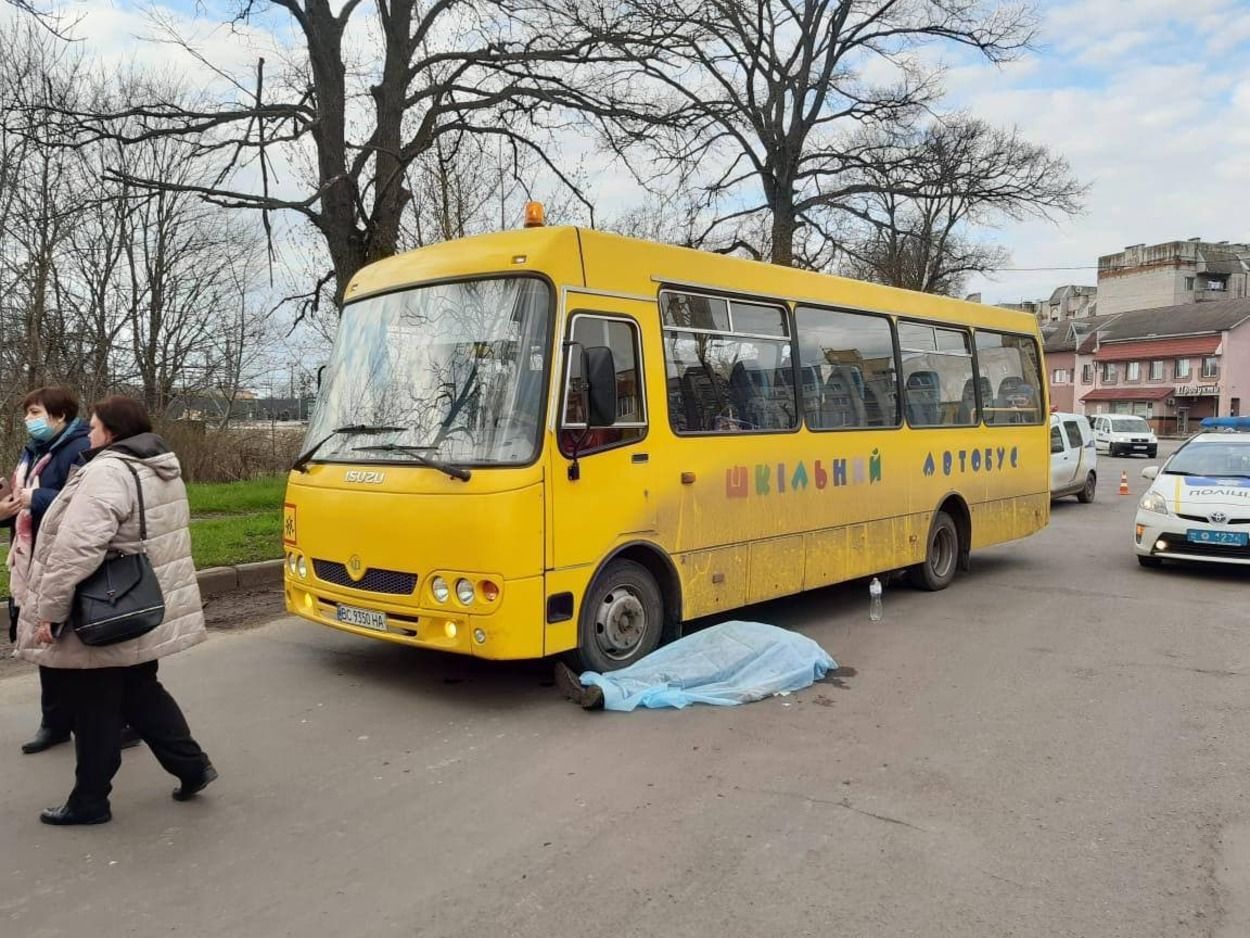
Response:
[186,475,287,516]
[0,510,284,599]
[189,513,283,570]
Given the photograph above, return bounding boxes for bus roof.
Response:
[345,225,1039,334]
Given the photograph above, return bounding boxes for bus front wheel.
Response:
[575,559,664,673]
[909,510,959,591]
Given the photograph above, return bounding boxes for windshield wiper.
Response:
[352,444,472,482]
[292,425,405,473]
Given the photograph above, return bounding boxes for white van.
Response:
[1091,414,1158,457]
[1050,412,1098,502]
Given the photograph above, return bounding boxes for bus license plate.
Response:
[337,604,387,631]
[1186,529,1248,547]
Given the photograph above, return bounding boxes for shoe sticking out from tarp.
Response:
[554,661,605,710]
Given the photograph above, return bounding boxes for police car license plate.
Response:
[1186,529,1248,547]
[336,604,387,631]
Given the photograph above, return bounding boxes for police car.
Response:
[1134,417,1250,568]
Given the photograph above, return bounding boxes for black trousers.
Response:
[44,661,210,810]
[13,598,72,736]
[39,665,74,735]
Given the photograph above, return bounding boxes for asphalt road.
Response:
[4,441,1249,938]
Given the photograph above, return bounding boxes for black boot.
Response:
[172,763,219,801]
[40,802,112,826]
[21,724,71,755]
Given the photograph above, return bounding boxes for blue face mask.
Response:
[25,417,55,442]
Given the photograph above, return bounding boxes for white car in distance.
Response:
[1092,414,1158,458]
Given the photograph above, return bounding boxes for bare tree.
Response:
[118,140,259,414]
[0,22,88,395]
[42,1,623,316]
[568,0,1037,267]
[199,259,275,429]
[404,132,587,247]
[840,117,1084,294]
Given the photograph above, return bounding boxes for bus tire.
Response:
[573,559,664,673]
[909,510,959,591]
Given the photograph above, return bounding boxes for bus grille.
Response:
[312,560,418,595]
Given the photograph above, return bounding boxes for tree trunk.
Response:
[770,203,797,267]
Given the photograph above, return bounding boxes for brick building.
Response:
[1042,299,1250,434]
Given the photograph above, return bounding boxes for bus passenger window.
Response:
[660,290,796,434]
[559,314,646,456]
[897,322,976,428]
[794,306,900,429]
[975,331,1044,425]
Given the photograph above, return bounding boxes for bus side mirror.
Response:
[584,346,618,428]
[316,365,326,391]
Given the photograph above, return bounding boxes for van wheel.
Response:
[1077,472,1097,503]
[572,559,663,673]
[909,511,959,591]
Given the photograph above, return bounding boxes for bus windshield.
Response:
[306,277,552,466]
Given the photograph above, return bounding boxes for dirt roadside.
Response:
[0,587,286,681]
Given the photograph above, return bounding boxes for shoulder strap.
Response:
[119,460,148,544]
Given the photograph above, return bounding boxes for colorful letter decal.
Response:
[721,451,886,499]
[922,446,1022,478]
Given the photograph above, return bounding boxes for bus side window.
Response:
[794,305,900,430]
[660,290,796,434]
[559,314,646,457]
[898,321,976,428]
[976,331,1045,426]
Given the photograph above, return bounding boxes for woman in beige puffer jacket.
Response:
[15,396,216,826]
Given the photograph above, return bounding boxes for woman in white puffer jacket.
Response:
[15,396,217,826]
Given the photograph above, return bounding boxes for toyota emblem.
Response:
[1210,511,1228,525]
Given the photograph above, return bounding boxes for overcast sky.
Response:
[12,0,1250,307]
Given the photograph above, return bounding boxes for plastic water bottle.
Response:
[869,577,883,621]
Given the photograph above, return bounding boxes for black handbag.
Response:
[70,461,166,647]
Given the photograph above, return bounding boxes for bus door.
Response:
[549,302,657,570]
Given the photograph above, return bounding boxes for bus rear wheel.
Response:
[909,510,959,591]
[574,559,663,673]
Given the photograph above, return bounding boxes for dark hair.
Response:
[22,386,80,423]
[91,396,153,441]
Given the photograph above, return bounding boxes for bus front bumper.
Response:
[284,574,547,660]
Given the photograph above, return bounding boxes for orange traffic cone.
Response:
[1119,471,1129,495]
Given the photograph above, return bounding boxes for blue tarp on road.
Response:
[579,621,836,712]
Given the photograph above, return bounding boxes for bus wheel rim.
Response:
[595,588,647,660]
[930,527,956,579]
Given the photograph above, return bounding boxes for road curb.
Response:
[2,558,284,631]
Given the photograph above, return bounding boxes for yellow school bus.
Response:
[283,214,1048,671]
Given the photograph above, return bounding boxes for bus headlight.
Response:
[456,578,475,605]
[296,556,308,579]
[287,553,298,575]
[431,577,450,603]
[1139,491,1169,515]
